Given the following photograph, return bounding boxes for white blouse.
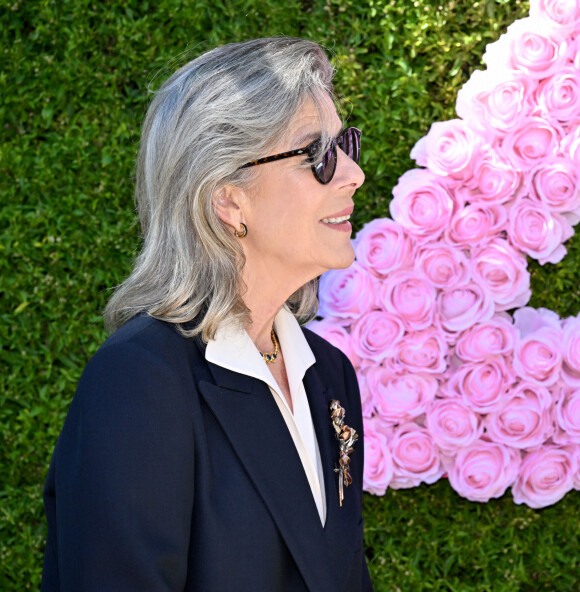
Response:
[205,307,327,525]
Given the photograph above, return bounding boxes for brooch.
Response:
[329,399,358,507]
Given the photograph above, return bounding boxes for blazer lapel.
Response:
[198,362,336,592]
[303,363,362,583]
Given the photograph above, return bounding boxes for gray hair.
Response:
[104,37,337,340]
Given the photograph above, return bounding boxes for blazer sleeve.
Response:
[42,342,195,592]
[341,352,374,592]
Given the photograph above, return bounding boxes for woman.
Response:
[42,37,372,591]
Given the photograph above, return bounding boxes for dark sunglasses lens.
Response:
[314,144,337,184]
[312,128,361,184]
[339,128,361,164]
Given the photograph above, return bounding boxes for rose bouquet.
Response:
[311,0,580,508]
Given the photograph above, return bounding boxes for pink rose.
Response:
[390,169,456,242]
[362,417,394,495]
[507,197,573,264]
[457,69,536,134]
[437,282,494,332]
[446,441,521,502]
[389,423,444,488]
[380,270,437,331]
[318,263,377,321]
[554,387,580,444]
[483,18,567,79]
[350,310,405,366]
[529,157,580,214]
[530,0,580,40]
[446,202,507,246]
[306,319,359,368]
[354,218,415,277]
[425,399,483,454]
[445,358,515,414]
[455,317,517,362]
[466,148,522,204]
[536,67,580,125]
[561,126,580,166]
[485,382,555,450]
[512,445,577,508]
[393,328,448,375]
[471,239,531,311]
[415,243,470,289]
[562,315,580,386]
[513,325,563,386]
[410,119,480,179]
[501,115,561,172]
[369,368,438,426]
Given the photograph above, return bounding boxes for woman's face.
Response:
[239,94,365,290]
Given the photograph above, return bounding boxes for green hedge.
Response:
[2,0,579,589]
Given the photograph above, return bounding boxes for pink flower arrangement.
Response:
[311,1,580,508]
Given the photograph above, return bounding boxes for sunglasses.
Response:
[239,127,362,184]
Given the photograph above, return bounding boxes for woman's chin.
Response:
[325,245,356,271]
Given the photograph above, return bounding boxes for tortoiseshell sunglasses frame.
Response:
[239,127,361,185]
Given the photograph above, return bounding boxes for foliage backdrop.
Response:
[1,0,579,589]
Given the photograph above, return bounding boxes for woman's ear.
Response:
[213,185,245,229]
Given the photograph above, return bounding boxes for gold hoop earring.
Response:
[234,223,247,238]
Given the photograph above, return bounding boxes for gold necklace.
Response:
[260,329,279,364]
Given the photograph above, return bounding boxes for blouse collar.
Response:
[205,306,316,401]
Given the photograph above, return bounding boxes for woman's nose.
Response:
[336,146,365,189]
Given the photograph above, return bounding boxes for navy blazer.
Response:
[42,315,373,591]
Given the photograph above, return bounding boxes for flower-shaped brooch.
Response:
[329,399,358,507]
